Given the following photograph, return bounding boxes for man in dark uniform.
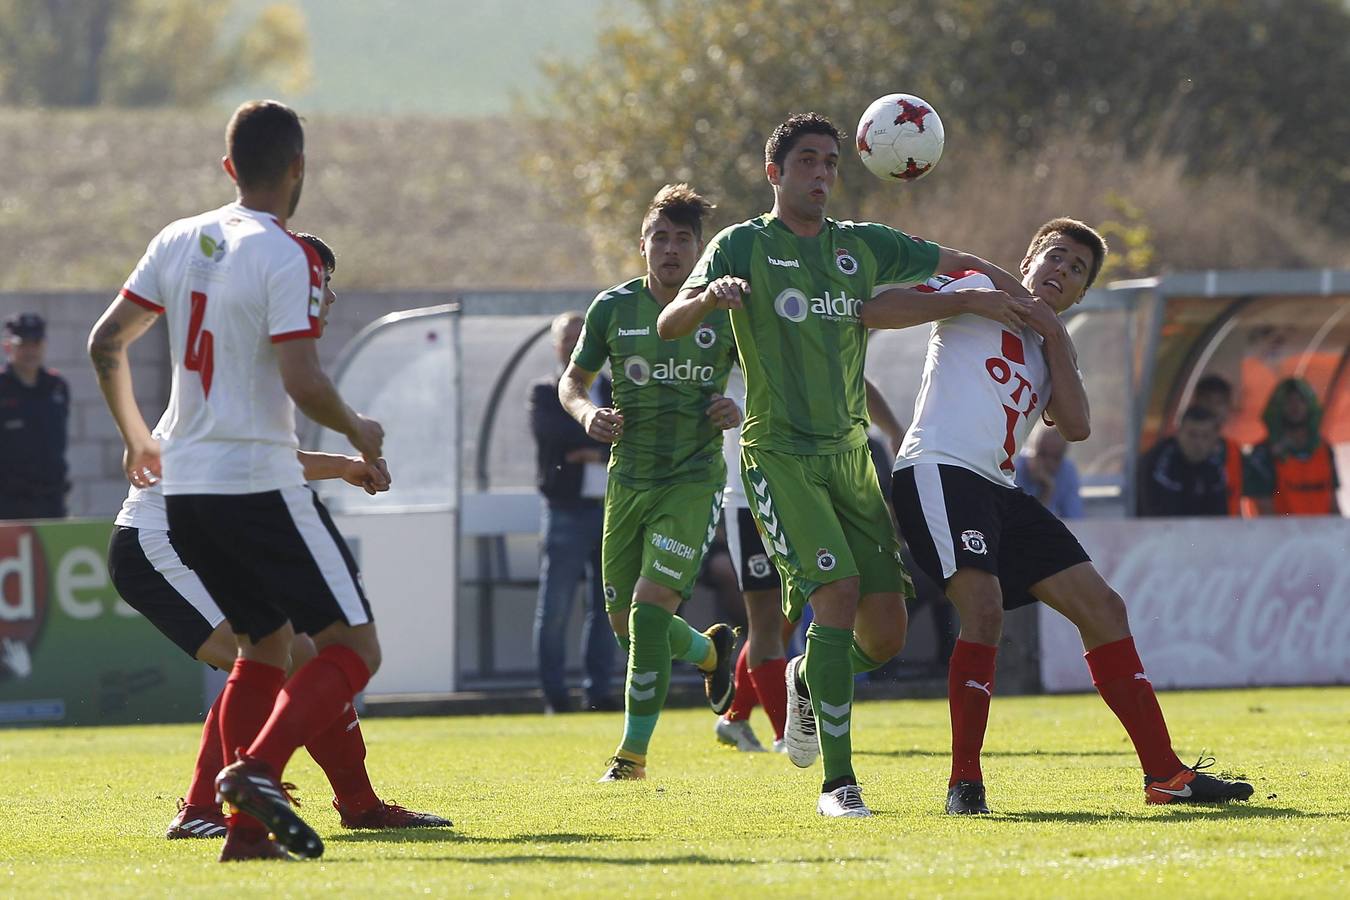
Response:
[0,314,70,519]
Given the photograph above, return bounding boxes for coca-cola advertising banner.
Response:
[0,520,200,725]
[1040,518,1350,692]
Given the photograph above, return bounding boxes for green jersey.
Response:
[685,214,939,454]
[573,276,735,489]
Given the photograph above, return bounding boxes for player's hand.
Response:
[959,289,1034,331]
[347,413,384,461]
[706,277,749,310]
[341,456,391,495]
[1023,298,1067,341]
[584,407,624,444]
[123,437,162,488]
[706,393,742,431]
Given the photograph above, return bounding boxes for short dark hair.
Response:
[765,113,843,169]
[642,183,715,240]
[293,232,336,272]
[1180,404,1218,426]
[226,100,304,190]
[1024,217,1109,288]
[1195,374,1233,402]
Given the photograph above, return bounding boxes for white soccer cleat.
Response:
[817,783,872,818]
[783,655,819,768]
[715,717,766,752]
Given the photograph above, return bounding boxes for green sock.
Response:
[850,637,885,674]
[803,622,856,785]
[619,603,673,759]
[667,614,711,667]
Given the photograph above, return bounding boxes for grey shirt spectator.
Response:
[1014,429,1083,518]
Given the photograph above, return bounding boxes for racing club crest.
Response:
[694,324,716,349]
[835,248,859,276]
[817,547,837,572]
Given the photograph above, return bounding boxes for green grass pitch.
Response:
[2,686,1346,897]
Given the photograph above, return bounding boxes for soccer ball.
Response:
[855,94,945,182]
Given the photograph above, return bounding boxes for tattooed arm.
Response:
[88,297,162,487]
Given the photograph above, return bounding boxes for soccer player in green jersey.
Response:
[658,113,1033,817]
[560,184,743,783]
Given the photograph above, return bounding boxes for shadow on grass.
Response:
[329,852,877,866]
[989,804,1323,823]
[326,830,638,846]
[855,748,1129,759]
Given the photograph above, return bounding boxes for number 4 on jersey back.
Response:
[186,290,215,397]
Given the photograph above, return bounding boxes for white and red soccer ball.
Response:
[855,93,945,182]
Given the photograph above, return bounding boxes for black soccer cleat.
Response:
[701,623,738,716]
[1145,756,1254,805]
[945,780,991,815]
[216,756,324,859]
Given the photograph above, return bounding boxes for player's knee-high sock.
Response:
[249,645,372,777]
[185,692,225,807]
[666,614,713,668]
[725,642,758,721]
[747,657,788,740]
[849,638,885,674]
[1085,636,1184,780]
[305,703,380,815]
[803,623,856,788]
[618,602,672,762]
[948,639,997,786]
[218,658,287,837]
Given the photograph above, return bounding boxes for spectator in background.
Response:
[0,314,69,520]
[528,312,617,713]
[1245,377,1340,516]
[1192,374,1245,516]
[1015,429,1083,519]
[1137,405,1228,517]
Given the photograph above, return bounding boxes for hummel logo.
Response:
[1151,784,1192,798]
[964,680,992,697]
[767,255,801,268]
[618,327,650,337]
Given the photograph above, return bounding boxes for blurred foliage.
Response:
[1097,193,1155,282]
[0,0,308,107]
[526,0,1350,280]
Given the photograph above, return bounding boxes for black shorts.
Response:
[165,486,373,643]
[108,525,223,659]
[724,504,781,592]
[891,463,1090,610]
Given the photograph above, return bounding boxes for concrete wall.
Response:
[4,290,449,518]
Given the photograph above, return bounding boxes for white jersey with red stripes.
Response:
[893,270,1051,487]
[119,202,324,495]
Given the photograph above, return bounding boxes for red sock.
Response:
[725,643,759,722]
[747,657,788,740]
[306,703,380,814]
[248,645,372,777]
[948,639,998,786]
[218,658,287,836]
[1085,637,1183,780]
[185,692,225,807]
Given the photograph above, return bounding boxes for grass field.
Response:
[2,687,1346,898]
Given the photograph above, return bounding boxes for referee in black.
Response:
[1,314,70,520]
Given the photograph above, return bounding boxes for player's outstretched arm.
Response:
[656,278,747,339]
[936,246,1032,300]
[88,297,162,487]
[276,338,384,460]
[297,451,391,495]
[1025,300,1091,442]
[559,362,623,444]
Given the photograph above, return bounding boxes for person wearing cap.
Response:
[1,313,70,519]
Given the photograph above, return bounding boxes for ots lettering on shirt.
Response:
[895,270,1053,487]
[572,276,735,489]
[684,214,939,455]
[119,202,325,495]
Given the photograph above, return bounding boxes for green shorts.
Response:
[741,442,912,621]
[602,478,723,614]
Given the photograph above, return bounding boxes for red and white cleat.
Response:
[165,798,228,839]
[334,799,453,829]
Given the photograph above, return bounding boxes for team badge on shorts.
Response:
[748,554,773,579]
[694,324,717,348]
[817,548,837,572]
[835,249,859,276]
[960,530,988,555]
[603,583,617,603]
